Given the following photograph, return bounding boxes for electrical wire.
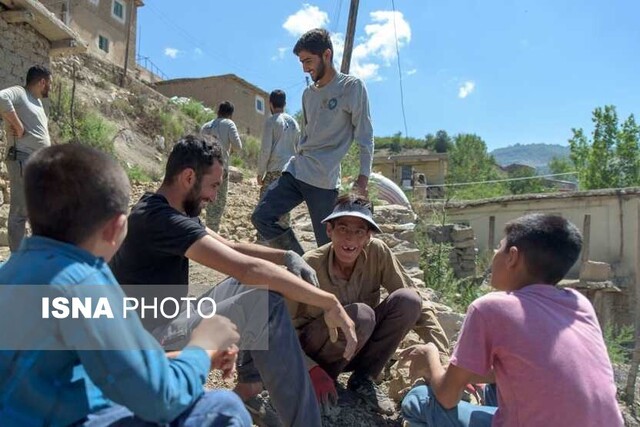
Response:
[391,0,409,138]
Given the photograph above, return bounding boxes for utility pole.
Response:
[340,0,359,74]
[121,0,134,87]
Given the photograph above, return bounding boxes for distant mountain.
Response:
[491,143,570,169]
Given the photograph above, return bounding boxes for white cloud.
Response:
[407,68,418,75]
[164,47,179,59]
[282,7,411,82]
[458,81,476,98]
[283,4,329,36]
[271,47,289,61]
[348,11,411,81]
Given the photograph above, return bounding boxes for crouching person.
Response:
[0,144,251,426]
[289,193,449,414]
[399,213,623,427]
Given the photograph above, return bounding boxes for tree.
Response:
[447,134,507,199]
[568,105,640,189]
[507,166,545,195]
[389,131,402,153]
[424,130,452,153]
[548,156,573,175]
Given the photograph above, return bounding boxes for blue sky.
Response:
[137,0,639,151]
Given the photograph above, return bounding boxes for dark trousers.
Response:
[252,172,338,249]
[298,288,422,378]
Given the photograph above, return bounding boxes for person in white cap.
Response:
[287,193,449,415]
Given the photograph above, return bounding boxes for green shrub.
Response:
[175,98,215,124]
[604,324,634,365]
[126,164,153,183]
[157,110,185,145]
[77,112,116,153]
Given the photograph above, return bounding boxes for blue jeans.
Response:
[251,172,338,248]
[83,390,251,426]
[401,385,497,427]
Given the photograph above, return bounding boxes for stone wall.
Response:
[0,17,51,92]
[0,13,53,246]
[51,54,168,105]
[426,224,478,278]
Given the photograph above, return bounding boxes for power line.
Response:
[332,0,344,32]
[391,0,409,138]
[427,172,579,188]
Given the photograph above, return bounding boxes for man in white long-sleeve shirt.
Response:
[0,65,52,251]
[256,89,300,238]
[252,29,374,254]
[201,101,243,232]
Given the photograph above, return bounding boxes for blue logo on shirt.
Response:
[328,98,338,110]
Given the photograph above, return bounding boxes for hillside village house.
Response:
[373,148,448,199]
[39,0,143,71]
[154,74,270,138]
[0,0,85,90]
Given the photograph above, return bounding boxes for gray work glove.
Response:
[284,250,319,287]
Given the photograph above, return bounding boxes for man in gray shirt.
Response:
[0,65,52,251]
[252,28,374,254]
[256,89,300,238]
[201,101,243,232]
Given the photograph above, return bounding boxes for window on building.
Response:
[255,96,265,115]
[98,35,110,53]
[111,0,126,24]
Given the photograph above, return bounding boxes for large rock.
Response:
[227,166,243,183]
[580,260,612,281]
[374,204,416,224]
[436,310,466,342]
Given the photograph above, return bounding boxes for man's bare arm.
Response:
[185,234,357,359]
[207,228,286,265]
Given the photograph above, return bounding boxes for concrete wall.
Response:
[41,0,138,69]
[433,189,640,328]
[442,190,640,277]
[155,77,269,138]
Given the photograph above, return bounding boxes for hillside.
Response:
[491,143,570,168]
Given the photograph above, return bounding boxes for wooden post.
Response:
[488,216,495,250]
[581,214,591,263]
[121,0,134,87]
[624,202,640,405]
[340,0,360,74]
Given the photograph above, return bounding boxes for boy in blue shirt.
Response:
[0,144,251,426]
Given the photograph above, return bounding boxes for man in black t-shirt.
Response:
[110,135,357,427]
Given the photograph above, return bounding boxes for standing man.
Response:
[0,65,52,251]
[201,100,242,232]
[256,89,300,238]
[252,28,374,254]
[110,135,358,427]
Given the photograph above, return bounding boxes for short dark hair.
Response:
[293,28,333,60]
[269,90,286,109]
[163,134,223,185]
[24,144,130,245]
[504,213,583,285]
[217,101,234,118]
[26,65,51,86]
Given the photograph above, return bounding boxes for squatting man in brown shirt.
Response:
[288,193,450,414]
